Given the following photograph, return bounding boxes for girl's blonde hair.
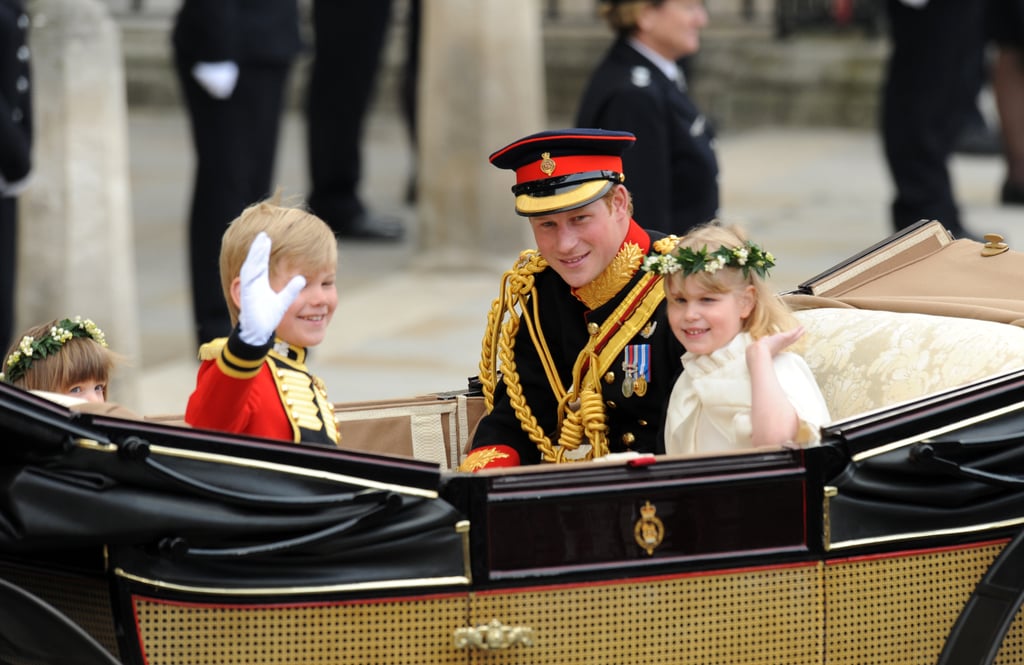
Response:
[2,319,121,398]
[665,223,798,339]
[219,195,338,326]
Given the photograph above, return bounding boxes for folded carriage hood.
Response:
[0,384,468,592]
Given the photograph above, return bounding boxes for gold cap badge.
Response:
[540,152,556,176]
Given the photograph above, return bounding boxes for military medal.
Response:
[623,345,651,398]
[622,364,636,398]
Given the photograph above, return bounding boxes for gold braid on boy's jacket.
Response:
[478,249,611,463]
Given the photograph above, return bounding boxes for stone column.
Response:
[416,0,546,269]
[19,0,141,407]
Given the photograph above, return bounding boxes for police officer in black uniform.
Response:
[461,129,684,470]
[881,0,986,238]
[172,0,302,346]
[0,0,31,351]
[304,0,405,240]
[576,0,718,235]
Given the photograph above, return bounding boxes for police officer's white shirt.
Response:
[627,38,686,91]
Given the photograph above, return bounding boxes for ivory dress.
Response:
[663,332,831,455]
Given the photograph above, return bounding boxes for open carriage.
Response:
[2,221,1024,664]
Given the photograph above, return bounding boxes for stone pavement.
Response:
[129,105,1021,415]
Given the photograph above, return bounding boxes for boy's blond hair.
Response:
[219,197,338,326]
[665,223,798,340]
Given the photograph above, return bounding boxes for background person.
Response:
[576,0,718,235]
[880,0,986,238]
[304,0,405,240]
[461,128,684,471]
[0,0,31,352]
[172,0,303,347]
[989,0,1024,205]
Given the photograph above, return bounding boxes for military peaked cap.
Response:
[489,128,636,216]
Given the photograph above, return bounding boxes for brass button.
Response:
[638,420,648,427]
[606,401,617,409]
[587,322,600,335]
[604,372,615,384]
[622,432,636,446]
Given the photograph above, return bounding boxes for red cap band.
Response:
[515,155,624,185]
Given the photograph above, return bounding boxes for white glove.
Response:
[238,232,306,346]
[191,61,239,99]
[0,171,31,197]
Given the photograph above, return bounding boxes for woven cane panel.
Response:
[133,594,469,665]
[824,542,1024,664]
[0,561,121,660]
[469,564,824,665]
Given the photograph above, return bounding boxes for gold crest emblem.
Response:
[540,151,556,176]
[633,500,665,556]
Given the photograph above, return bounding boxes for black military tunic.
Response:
[471,226,684,465]
[0,0,31,351]
[576,38,719,235]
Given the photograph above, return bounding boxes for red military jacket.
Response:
[185,329,340,446]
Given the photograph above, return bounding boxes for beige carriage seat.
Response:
[794,307,1024,421]
[333,394,485,470]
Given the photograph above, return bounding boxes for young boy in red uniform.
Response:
[185,198,341,446]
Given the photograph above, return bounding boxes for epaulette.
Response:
[197,337,228,362]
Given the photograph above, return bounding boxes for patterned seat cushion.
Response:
[794,308,1024,421]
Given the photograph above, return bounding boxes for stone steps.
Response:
[114,6,888,131]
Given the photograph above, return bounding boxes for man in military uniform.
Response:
[576,0,718,235]
[0,0,31,352]
[461,129,684,471]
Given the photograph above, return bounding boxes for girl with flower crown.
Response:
[642,223,830,455]
[0,317,120,405]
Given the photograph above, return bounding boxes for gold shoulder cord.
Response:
[478,251,664,463]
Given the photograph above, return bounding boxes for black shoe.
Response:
[334,212,405,241]
[1000,181,1024,206]
[954,125,1002,155]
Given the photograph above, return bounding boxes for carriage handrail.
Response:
[909,439,1024,489]
[117,435,391,509]
[156,492,403,560]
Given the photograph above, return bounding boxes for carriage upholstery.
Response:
[794,307,1024,422]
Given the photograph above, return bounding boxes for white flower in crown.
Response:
[704,256,726,273]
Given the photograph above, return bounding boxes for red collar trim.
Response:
[623,219,650,253]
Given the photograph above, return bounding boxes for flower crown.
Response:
[0,317,108,385]
[641,235,775,280]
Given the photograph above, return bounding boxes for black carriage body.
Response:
[3,373,1024,665]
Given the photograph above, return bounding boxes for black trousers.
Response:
[0,197,15,352]
[174,55,291,346]
[305,0,394,231]
[881,0,987,235]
